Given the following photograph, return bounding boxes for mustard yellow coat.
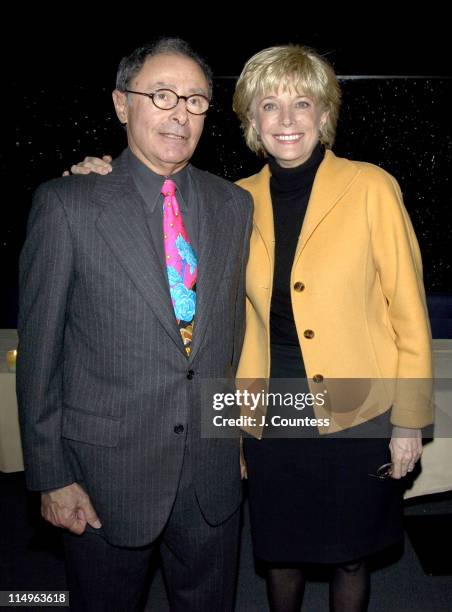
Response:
[236,150,432,436]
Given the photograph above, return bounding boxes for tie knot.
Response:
[162,179,176,197]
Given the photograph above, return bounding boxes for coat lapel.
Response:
[294,150,361,262]
[187,169,235,361]
[242,165,275,268]
[94,151,186,354]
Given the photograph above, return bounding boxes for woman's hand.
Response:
[389,426,422,479]
[63,155,113,176]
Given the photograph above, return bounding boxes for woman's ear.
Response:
[319,109,330,131]
[249,114,259,136]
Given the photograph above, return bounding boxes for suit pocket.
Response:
[62,406,121,447]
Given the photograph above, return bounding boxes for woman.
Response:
[232,45,432,611]
[69,45,432,611]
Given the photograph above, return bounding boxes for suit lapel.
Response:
[94,152,186,354]
[188,169,235,361]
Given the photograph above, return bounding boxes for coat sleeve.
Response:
[17,182,77,491]
[367,170,433,428]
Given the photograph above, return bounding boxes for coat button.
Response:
[174,424,185,434]
[293,281,305,292]
[304,329,315,339]
[313,374,324,383]
[186,370,195,380]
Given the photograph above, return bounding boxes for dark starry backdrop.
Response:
[8,22,452,328]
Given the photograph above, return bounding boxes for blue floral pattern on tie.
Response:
[176,235,197,275]
[167,236,197,322]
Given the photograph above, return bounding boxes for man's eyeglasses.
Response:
[368,462,393,480]
[124,88,210,115]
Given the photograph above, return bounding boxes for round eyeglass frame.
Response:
[124,88,210,115]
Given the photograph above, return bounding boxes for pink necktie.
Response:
[162,179,198,356]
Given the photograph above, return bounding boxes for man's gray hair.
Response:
[116,37,213,98]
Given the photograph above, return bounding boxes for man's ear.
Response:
[112,89,128,125]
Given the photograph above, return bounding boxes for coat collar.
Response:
[238,150,362,264]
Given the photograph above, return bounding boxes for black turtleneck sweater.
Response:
[269,144,324,346]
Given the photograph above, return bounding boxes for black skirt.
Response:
[243,344,404,564]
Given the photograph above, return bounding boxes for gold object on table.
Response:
[6,349,17,373]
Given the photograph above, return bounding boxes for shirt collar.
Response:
[127,148,190,213]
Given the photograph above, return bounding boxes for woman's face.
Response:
[251,79,328,168]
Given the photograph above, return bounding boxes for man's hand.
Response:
[389,426,422,479]
[41,482,102,535]
[62,155,113,177]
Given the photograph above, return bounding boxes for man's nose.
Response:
[170,99,189,124]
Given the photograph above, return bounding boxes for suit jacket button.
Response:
[186,370,195,380]
[293,281,305,292]
[174,424,184,434]
[304,329,315,339]
[313,374,324,383]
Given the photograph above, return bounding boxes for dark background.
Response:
[8,18,452,328]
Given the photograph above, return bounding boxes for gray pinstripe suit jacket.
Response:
[17,149,253,547]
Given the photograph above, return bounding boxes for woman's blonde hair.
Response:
[232,45,341,156]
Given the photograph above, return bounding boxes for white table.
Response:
[404,339,452,499]
[0,329,23,472]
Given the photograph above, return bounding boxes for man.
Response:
[17,38,252,611]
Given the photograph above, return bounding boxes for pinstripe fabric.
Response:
[62,450,240,612]
[17,149,253,547]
